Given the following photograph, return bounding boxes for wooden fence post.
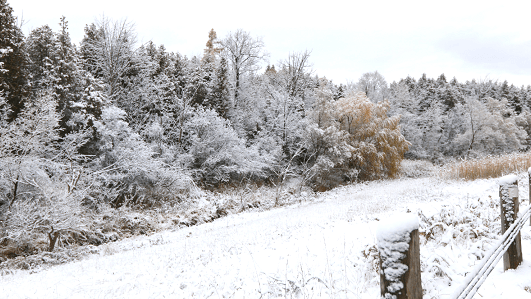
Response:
[499,175,523,271]
[377,214,422,299]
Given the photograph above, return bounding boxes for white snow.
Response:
[1,176,531,298]
[377,213,419,241]
[498,174,519,186]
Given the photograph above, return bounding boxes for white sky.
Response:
[9,0,531,86]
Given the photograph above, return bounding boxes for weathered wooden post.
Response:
[499,175,522,271]
[377,213,422,299]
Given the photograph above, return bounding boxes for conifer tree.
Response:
[0,0,29,121]
[210,56,230,119]
[26,25,56,92]
[54,17,82,134]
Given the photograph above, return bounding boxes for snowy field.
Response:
[1,175,531,298]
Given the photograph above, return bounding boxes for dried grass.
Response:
[440,153,531,180]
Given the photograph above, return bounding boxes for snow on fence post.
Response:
[377,213,422,299]
[499,175,523,271]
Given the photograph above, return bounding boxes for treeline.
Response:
[1,0,530,214]
[387,74,531,162]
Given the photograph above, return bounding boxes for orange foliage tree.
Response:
[305,82,409,189]
[336,92,410,180]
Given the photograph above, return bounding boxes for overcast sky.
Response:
[8,0,531,86]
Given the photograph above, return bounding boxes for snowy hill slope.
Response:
[1,176,531,298]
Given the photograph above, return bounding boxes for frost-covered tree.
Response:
[53,17,80,131]
[304,80,352,190]
[93,106,192,206]
[275,50,314,102]
[337,92,409,180]
[26,25,56,92]
[454,97,527,157]
[354,71,388,103]
[221,29,267,105]
[183,107,273,186]
[0,91,89,252]
[210,56,231,119]
[80,17,139,104]
[256,51,315,159]
[0,0,29,121]
[26,17,83,135]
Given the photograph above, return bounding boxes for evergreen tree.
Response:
[26,25,56,92]
[333,83,345,100]
[436,73,447,86]
[80,23,103,77]
[54,17,80,133]
[210,56,230,119]
[0,0,29,121]
[185,56,210,107]
[170,52,188,99]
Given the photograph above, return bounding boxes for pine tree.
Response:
[80,23,102,77]
[26,25,56,92]
[0,0,29,121]
[170,52,188,99]
[210,56,230,118]
[54,17,83,134]
[185,56,210,107]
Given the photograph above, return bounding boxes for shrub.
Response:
[305,84,410,190]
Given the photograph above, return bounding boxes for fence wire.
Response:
[453,205,531,299]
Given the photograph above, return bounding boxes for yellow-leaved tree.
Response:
[305,81,409,190]
[336,92,410,180]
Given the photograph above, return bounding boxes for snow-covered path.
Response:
[1,177,531,298]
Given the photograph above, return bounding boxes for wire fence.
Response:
[453,205,531,299]
[378,174,529,299]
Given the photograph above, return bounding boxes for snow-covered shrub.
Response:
[93,106,193,207]
[418,195,501,295]
[0,92,90,256]
[400,159,436,178]
[184,107,274,187]
[304,83,409,190]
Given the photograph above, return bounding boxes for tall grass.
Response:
[441,152,531,180]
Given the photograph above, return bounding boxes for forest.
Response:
[1,0,531,261]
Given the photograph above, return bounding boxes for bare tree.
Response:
[81,17,138,104]
[220,29,267,104]
[276,50,313,100]
[355,71,389,103]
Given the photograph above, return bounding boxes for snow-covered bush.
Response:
[184,107,274,187]
[92,106,193,207]
[418,194,502,295]
[0,92,89,255]
[305,84,410,190]
[400,159,436,178]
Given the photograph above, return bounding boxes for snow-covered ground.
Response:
[2,175,531,298]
